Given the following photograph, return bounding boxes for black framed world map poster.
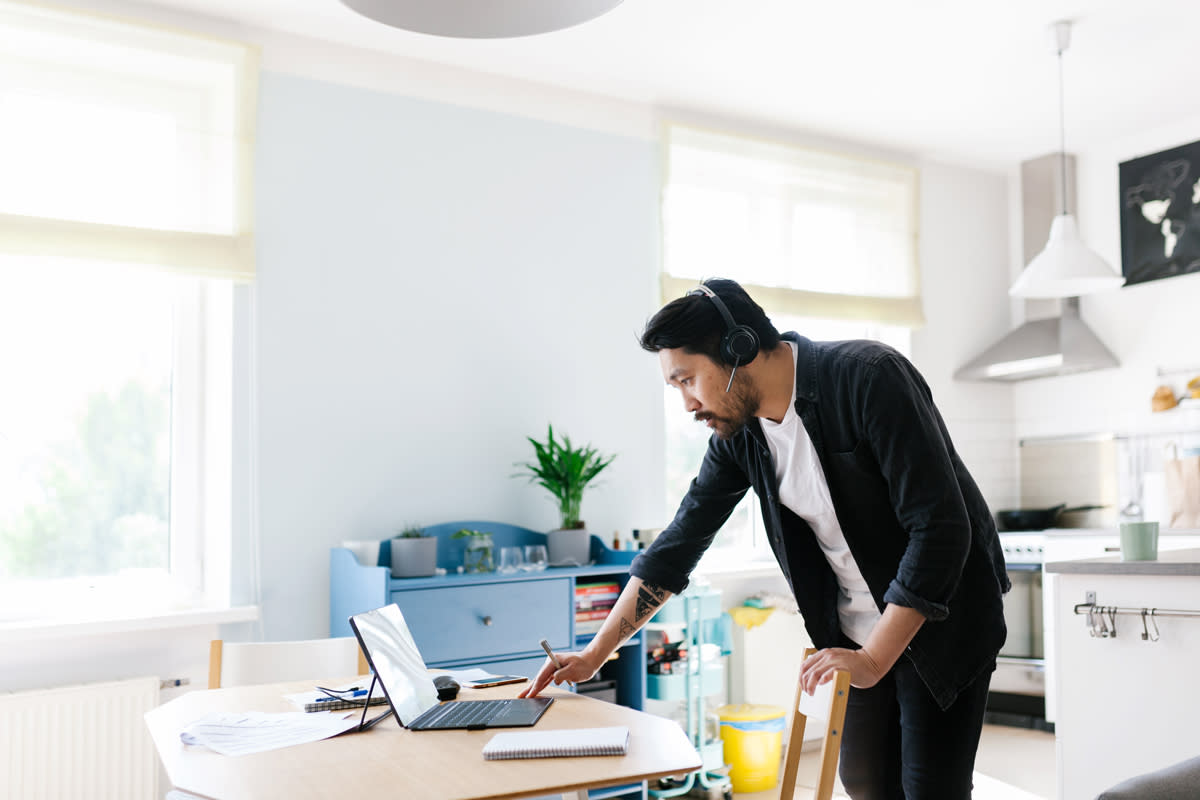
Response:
[1119,139,1200,286]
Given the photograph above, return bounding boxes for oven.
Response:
[987,532,1051,730]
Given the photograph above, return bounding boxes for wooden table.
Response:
[145,678,701,800]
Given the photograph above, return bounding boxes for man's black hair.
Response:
[639,278,781,365]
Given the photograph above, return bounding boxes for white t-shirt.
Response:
[761,341,882,647]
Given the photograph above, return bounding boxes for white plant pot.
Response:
[547,528,591,567]
[391,537,438,578]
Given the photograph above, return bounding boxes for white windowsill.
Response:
[694,558,782,581]
[0,605,259,643]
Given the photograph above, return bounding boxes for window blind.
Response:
[662,124,923,326]
[0,0,258,280]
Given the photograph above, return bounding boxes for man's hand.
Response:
[799,604,926,693]
[799,647,887,693]
[518,651,601,698]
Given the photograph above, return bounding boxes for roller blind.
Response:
[662,124,923,326]
[0,1,258,280]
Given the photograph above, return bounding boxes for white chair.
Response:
[779,647,851,800]
[208,637,369,689]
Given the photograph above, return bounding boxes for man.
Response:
[521,278,1009,799]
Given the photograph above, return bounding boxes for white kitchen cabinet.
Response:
[1046,550,1200,800]
[1041,529,1200,723]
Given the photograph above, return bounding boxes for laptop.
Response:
[348,603,553,731]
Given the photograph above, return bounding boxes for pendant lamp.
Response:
[1009,21,1124,298]
[339,0,623,38]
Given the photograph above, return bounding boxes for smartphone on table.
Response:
[465,675,529,688]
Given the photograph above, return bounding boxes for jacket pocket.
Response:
[828,439,886,494]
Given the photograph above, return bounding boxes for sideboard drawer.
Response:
[394,578,572,665]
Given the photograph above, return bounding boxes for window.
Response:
[0,2,256,620]
[659,123,920,562]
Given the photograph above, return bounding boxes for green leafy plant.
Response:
[451,528,490,540]
[395,524,428,539]
[451,528,494,573]
[514,424,615,530]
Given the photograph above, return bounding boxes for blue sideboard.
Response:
[329,521,647,713]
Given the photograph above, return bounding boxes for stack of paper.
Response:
[180,711,361,756]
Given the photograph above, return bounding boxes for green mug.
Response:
[1119,521,1159,561]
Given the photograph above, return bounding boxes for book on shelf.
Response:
[482,726,629,760]
[576,595,617,611]
[576,584,618,606]
[575,609,612,621]
[576,581,620,595]
[575,618,607,634]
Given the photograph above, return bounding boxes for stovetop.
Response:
[997,532,1046,565]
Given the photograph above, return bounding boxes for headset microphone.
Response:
[687,283,760,393]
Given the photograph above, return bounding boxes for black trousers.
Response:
[837,655,994,800]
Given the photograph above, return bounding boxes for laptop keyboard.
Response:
[412,699,508,729]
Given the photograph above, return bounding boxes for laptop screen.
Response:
[349,604,439,726]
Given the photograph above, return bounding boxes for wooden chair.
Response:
[208,637,369,689]
[778,647,852,800]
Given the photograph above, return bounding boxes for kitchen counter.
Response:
[1038,527,1200,537]
[1045,546,1200,576]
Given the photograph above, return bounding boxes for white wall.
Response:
[253,71,664,640]
[913,162,1018,509]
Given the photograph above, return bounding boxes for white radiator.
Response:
[0,676,160,800]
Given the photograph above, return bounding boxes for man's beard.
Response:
[694,371,759,440]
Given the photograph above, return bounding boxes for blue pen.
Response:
[314,687,369,701]
[314,690,367,703]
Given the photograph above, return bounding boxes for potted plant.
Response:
[390,524,438,578]
[452,528,495,573]
[514,424,616,566]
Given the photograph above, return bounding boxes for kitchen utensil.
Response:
[996,503,1108,531]
[1120,442,1146,522]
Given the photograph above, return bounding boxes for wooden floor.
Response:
[731,723,1056,799]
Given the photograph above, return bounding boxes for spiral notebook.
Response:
[482,726,629,760]
[303,696,388,713]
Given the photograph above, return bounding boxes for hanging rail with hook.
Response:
[1073,600,1200,641]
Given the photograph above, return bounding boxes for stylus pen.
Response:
[539,638,575,687]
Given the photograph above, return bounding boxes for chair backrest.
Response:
[779,647,851,800]
[208,637,369,689]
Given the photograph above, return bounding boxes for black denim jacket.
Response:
[631,333,1010,709]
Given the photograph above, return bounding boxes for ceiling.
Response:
[131,0,1199,169]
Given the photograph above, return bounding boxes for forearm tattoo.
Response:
[614,582,668,645]
[634,582,667,623]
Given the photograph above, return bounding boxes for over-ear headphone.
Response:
[687,283,760,367]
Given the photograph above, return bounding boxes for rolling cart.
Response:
[646,585,733,800]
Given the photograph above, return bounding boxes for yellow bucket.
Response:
[716,703,786,793]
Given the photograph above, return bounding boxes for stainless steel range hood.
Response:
[953,296,1118,380]
[955,154,1118,382]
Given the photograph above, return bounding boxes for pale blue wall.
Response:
[251,73,665,640]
